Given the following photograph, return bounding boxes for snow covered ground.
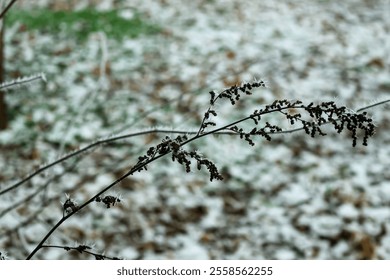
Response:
[0,0,389,259]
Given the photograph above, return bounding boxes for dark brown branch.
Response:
[0,0,18,19]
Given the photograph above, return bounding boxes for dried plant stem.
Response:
[25,93,380,258]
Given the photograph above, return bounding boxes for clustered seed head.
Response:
[94,255,121,260]
[200,80,267,135]
[95,195,121,208]
[135,135,190,171]
[63,194,79,215]
[135,134,223,181]
[230,122,283,145]
[298,102,375,146]
[64,244,92,253]
[62,245,121,259]
[134,85,375,189]
[235,99,375,147]
[171,148,223,181]
[335,111,375,146]
[210,80,266,106]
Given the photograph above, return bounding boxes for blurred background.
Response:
[0,0,389,259]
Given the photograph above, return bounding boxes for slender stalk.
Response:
[40,245,118,260]
[0,0,18,19]
[0,129,234,196]
[26,152,165,259]
[0,4,6,130]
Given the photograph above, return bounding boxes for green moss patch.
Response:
[6,8,161,40]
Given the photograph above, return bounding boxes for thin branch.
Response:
[0,0,18,19]
[26,150,166,259]
[0,155,81,218]
[0,73,46,91]
[356,98,390,113]
[41,245,120,260]
[0,174,84,239]
[0,128,231,196]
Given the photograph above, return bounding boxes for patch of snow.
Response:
[332,241,350,259]
[120,247,138,259]
[118,9,135,20]
[337,204,359,219]
[278,183,310,207]
[174,235,208,259]
[201,197,224,228]
[310,215,344,237]
[363,220,382,236]
[378,184,390,202]
[274,248,296,260]
[362,207,390,222]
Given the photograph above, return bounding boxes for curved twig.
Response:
[0,0,18,19]
[0,129,231,196]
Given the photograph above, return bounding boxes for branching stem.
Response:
[23,81,386,259]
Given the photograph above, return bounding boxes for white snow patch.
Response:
[174,235,208,259]
[363,220,382,236]
[332,241,349,259]
[120,247,138,259]
[201,197,224,228]
[310,215,343,237]
[278,184,310,207]
[363,207,390,222]
[274,249,296,260]
[118,9,135,20]
[379,184,390,202]
[337,204,359,219]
